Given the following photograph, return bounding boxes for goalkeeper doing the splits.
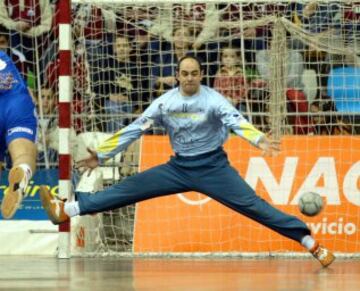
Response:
[40,55,335,267]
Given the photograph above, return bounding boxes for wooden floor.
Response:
[0,256,359,290]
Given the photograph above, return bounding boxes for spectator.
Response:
[257,102,293,135]
[150,3,219,50]
[116,6,158,39]
[73,3,116,60]
[256,43,305,91]
[286,89,314,135]
[152,26,193,96]
[214,45,258,112]
[0,0,52,78]
[291,1,342,97]
[90,35,140,132]
[113,6,158,106]
[342,1,360,43]
[44,45,87,133]
[310,100,353,135]
[0,24,28,80]
[152,24,219,95]
[292,1,341,34]
[36,85,58,168]
[218,3,291,62]
[218,3,256,38]
[36,85,78,168]
[129,24,153,110]
[217,3,258,64]
[256,41,314,134]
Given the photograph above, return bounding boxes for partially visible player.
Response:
[40,55,334,267]
[0,50,37,219]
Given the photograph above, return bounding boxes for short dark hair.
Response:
[0,24,9,40]
[177,54,203,72]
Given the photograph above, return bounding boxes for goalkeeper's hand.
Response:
[76,148,100,176]
[258,134,281,157]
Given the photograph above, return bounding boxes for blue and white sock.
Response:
[301,235,316,250]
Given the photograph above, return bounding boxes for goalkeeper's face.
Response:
[177,58,203,96]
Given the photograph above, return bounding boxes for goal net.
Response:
[33,0,360,257]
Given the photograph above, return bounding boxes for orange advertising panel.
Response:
[134,136,360,252]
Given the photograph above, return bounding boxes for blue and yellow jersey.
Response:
[97,85,264,163]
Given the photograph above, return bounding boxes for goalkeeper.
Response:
[0,50,37,219]
[40,55,334,267]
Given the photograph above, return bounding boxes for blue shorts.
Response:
[0,93,37,161]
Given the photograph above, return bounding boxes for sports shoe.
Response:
[39,186,69,225]
[1,166,28,219]
[310,243,335,267]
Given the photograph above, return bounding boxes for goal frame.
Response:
[57,0,360,259]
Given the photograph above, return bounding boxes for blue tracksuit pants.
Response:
[76,148,310,243]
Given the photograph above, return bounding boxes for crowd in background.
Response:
[0,1,359,168]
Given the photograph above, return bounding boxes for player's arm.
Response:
[95,116,152,164]
[215,96,280,156]
[76,99,162,172]
[0,54,22,93]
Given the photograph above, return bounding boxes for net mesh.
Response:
[11,0,359,256]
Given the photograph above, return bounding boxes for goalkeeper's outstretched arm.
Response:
[215,96,281,157]
[76,96,163,172]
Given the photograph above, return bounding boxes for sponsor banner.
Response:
[134,136,360,252]
[0,169,58,220]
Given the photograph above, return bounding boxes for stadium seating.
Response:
[327,66,360,113]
